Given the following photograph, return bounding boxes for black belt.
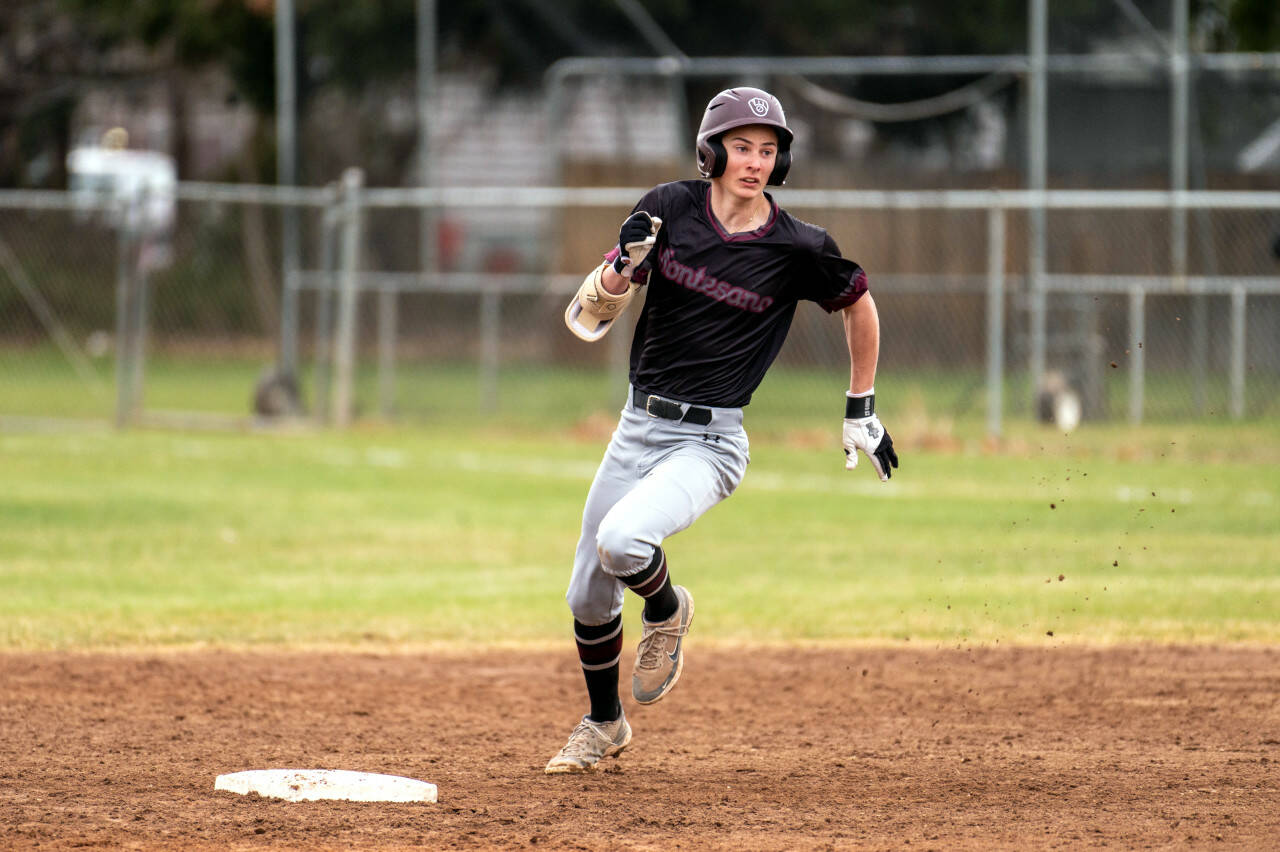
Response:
[633,389,714,426]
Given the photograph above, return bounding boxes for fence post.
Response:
[333,167,365,428]
[313,187,341,422]
[1027,0,1048,411]
[1128,286,1145,424]
[986,203,1006,439]
[275,0,300,380]
[1229,285,1246,420]
[1170,0,1204,415]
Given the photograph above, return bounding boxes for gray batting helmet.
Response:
[695,87,793,186]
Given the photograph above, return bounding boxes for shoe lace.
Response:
[560,720,606,759]
[635,622,682,671]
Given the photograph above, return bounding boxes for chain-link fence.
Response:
[0,184,336,429]
[4,182,1278,434]
[0,192,118,425]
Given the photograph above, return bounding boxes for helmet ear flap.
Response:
[767,149,791,186]
[706,135,727,178]
[697,135,728,179]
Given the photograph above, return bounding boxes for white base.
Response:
[214,769,437,803]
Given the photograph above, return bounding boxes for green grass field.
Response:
[4,342,1279,427]
[2,409,1276,650]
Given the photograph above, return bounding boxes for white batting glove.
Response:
[842,393,899,481]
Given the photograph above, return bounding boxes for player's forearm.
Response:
[843,294,880,395]
[600,263,630,295]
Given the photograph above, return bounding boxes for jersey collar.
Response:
[704,186,778,243]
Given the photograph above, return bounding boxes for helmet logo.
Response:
[749,97,769,116]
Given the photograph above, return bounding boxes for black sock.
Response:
[621,547,679,623]
[574,617,623,722]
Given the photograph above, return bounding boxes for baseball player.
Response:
[546,86,899,774]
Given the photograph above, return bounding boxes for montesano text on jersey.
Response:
[616,180,868,408]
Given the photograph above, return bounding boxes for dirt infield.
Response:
[2,646,1277,850]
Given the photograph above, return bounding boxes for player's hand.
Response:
[841,393,898,481]
[611,212,662,277]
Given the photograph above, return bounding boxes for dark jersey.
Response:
[611,180,868,408]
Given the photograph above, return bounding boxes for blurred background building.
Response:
[1,0,1278,431]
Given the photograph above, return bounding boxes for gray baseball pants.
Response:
[565,386,751,626]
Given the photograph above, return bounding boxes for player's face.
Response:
[717,126,778,200]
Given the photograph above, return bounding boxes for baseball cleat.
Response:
[544,714,633,774]
[632,585,694,704]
